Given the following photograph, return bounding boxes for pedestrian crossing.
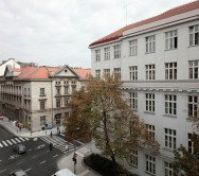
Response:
[0,137,29,148]
[40,136,74,153]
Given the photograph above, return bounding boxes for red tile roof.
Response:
[73,68,91,80]
[89,0,199,47]
[15,66,90,80]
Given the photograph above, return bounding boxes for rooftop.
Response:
[89,0,199,47]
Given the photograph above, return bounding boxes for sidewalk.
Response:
[0,116,64,138]
[57,145,100,176]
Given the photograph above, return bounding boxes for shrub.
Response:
[84,154,137,176]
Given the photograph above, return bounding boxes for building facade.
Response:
[0,60,90,132]
[90,1,199,176]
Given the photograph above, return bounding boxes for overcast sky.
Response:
[0,0,194,68]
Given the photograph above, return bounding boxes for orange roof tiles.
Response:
[15,66,90,80]
[73,68,91,80]
[89,0,199,47]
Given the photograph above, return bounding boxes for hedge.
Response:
[84,154,138,176]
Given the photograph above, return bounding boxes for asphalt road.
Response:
[0,125,65,176]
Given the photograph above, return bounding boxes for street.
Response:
[0,125,66,176]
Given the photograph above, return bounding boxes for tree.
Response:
[65,88,92,142]
[65,75,159,175]
[173,107,199,176]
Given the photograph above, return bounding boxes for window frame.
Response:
[165,30,178,50]
[129,39,137,56]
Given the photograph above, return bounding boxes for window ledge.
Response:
[145,171,156,176]
[144,111,156,115]
[164,48,177,51]
[186,117,198,122]
[129,54,137,57]
[163,114,177,118]
[188,45,199,48]
[163,147,175,153]
[145,51,156,55]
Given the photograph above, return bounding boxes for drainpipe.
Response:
[51,79,54,127]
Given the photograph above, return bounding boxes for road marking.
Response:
[25,138,29,140]
[11,139,17,144]
[53,154,58,158]
[40,160,46,164]
[15,138,21,143]
[16,161,23,165]
[24,168,32,172]
[19,137,25,141]
[0,142,3,148]
[0,169,7,174]
[2,141,8,147]
[6,140,13,145]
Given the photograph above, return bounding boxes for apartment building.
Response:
[90,1,199,176]
[0,59,90,132]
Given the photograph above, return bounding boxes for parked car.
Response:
[52,169,76,176]
[13,144,26,154]
[9,169,27,176]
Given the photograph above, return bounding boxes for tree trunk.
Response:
[103,110,118,176]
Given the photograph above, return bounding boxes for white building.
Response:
[0,60,90,132]
[90,1,199,176]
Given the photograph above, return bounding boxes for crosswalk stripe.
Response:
[19,137,25,142]
[2,141,8,147]
[25,138,29,140]
[15,138,21,143]
[11,139,17,144]
[6,140,12,145]
[0,143,3,148]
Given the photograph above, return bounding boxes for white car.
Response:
[52,169,76,176]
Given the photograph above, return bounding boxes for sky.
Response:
[0,0,194,68]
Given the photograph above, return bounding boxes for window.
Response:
[165,128,176,150]
[113,68,121,80]
[95,49,101,62]
[165,94,177,116]
[129,92,138,111]
[95,70,101,79]
[165,30,178,50]
[128,150,138,168]
[56,87,61,95]
[145,155,156,175]
[71,83,76,93]
[146,93,155,112]
[104,47,110,60]
[146,64,155,80]
[129,66,138,80]
[188,133,194,154]
[64,97,69,106]
[40,116,46,126]
[64,86,69,94]
[129,39,137,56]
[188,95,198,118]
[56,99,61,108]
[165,62,177,80]
[189,60,199,79]
[40,88,45,97]
[189,24,199,47]
[145,124,155,140]
[188,133,199,154]
[104,69,110,78]
[114,44,121,59]
[164,161,176,176]
[146,35,155,53]
[40,100,45,110]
